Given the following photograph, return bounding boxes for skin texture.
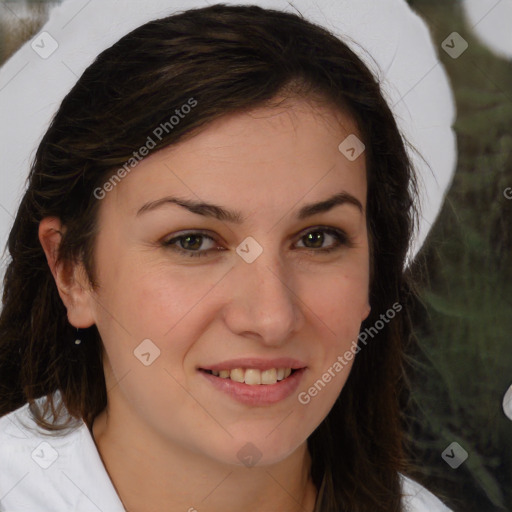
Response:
[39,97,370,512]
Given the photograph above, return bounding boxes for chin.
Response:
[212,433,306,468]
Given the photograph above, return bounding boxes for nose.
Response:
[220,247,305,347]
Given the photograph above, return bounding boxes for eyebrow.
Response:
[136,191,363,223]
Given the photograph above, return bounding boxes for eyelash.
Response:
[161,227,350,258]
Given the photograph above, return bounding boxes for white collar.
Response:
[0,392,451,511]
[0,392,125,511]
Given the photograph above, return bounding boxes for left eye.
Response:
[162,227,349,258]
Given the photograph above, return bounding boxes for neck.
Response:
[91,404,318,512]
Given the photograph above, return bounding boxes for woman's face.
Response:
[83,97,370,466]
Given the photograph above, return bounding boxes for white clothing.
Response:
[0,392,452,511]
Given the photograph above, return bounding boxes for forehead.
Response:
[101,97,366,220]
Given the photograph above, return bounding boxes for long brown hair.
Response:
[0,4,419,511]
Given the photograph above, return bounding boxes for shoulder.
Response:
[400,473,453,511]
[0,392,125,512]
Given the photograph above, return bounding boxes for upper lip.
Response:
[198,357,307,372]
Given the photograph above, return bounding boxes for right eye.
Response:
[162,231,224,258]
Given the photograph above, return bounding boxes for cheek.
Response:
[92,259,222,384]
[129,265,223,338]
[297,258,369,395]
[93,249,203,334]
[304,261,370,337]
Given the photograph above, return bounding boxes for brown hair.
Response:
[0,4,418,511]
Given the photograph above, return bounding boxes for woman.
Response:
[0,4,452,511]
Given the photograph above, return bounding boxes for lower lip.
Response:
[198,368,306,406]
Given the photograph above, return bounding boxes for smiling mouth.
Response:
[199,367,299,385]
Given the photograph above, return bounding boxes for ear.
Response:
[38,217,96,329]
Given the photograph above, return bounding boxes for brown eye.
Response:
[295,227,349,253]
[162,232,220,258]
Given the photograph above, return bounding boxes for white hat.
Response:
[463,0,512,60]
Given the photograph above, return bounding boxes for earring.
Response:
[74,328,82,345]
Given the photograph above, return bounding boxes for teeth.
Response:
[261,368,277,384]
[244,369,261,385]
[207,367,294,385]
[230,368,245,383]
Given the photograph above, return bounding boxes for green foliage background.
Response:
[1,1,511,511]
[406,1,512,511]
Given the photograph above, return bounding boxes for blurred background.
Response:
[405,1,512,511]
[1,0,511,510]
